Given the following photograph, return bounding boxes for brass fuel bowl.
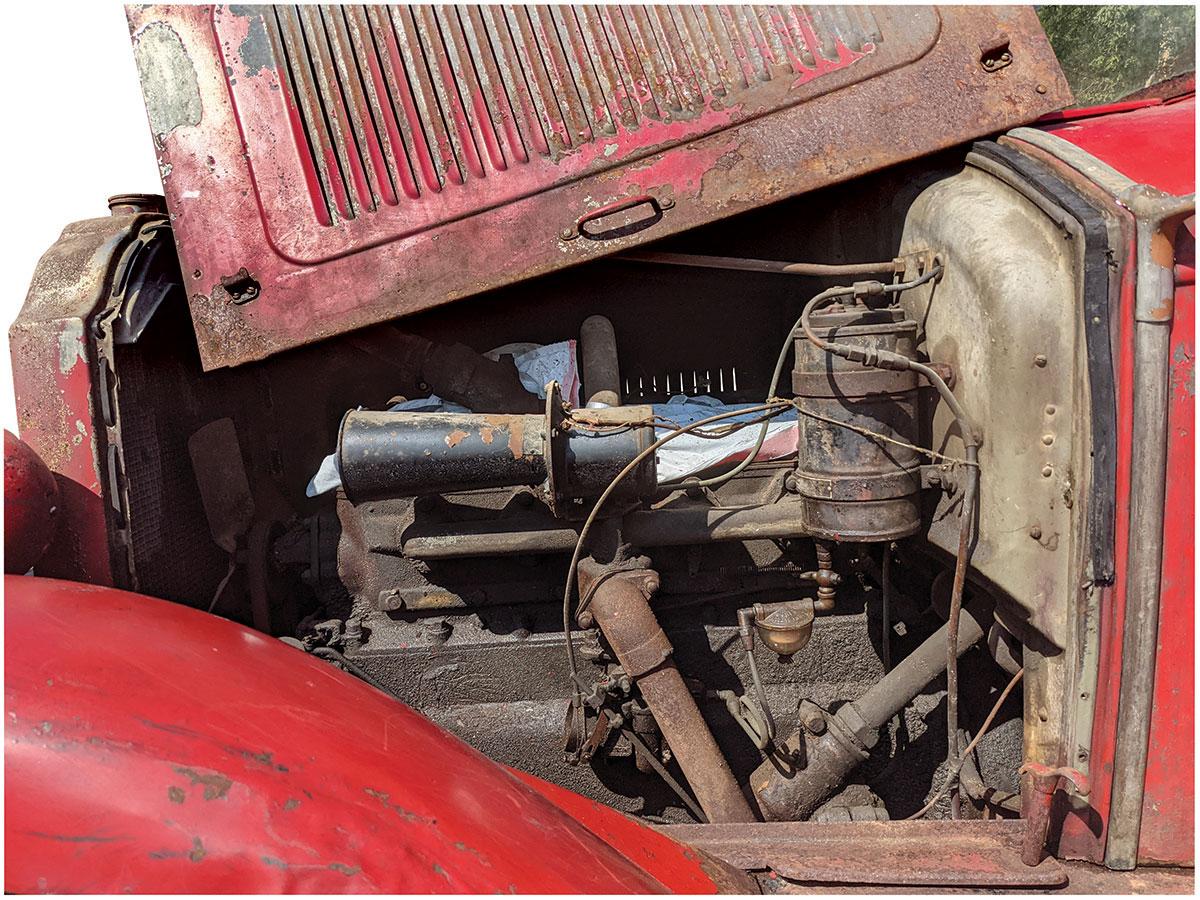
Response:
[752,600,816,656]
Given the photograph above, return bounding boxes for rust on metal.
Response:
[579,559,756,824]
[1019,762,1090,867]
[127,5,1071,370]
[657,819,1069,888]
[501,417,524,459]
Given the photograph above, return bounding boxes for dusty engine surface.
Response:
[301,251,1028,824]
[86,156,1092,829]
[329,487,1023,822]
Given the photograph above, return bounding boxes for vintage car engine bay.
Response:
[7,3,1194,890]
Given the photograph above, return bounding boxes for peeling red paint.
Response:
[127,5,1069,370]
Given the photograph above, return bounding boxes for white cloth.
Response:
[650,395,797,482]
[512,340,580,406]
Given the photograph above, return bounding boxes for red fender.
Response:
[4,576,734,893]
[3,431,60,574]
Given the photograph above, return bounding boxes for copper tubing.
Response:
[579,561,756,823]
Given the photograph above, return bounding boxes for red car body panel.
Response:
[1143,256,1194,864]
[4,15,1195,884]
[1037,95,1195,867]
[124,4,1070,371]
[3,575,727,894]
[3,431,60,574]
[1042,98,1197,196]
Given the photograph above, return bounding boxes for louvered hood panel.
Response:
[129,5,1070,369]
[230,5,911,262]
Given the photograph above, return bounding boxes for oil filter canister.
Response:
[791,304,922,541]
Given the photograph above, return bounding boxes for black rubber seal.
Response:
[968,140,1118,585]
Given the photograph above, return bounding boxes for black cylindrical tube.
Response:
[561,427,656,502]
[338,410,547,503]
[338,407,658,505]
[580,315,621,407]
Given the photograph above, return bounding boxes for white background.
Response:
[1,3,160,434]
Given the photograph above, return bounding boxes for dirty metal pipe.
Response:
[404,497,819,559]
[1020,763,1090,866]
[579,560,756,823]
[855,603,987,729]
[753,603,988,821]
[622,500,810,546]
[403,497,824,560]
[621,250,906,278]
[402,521,581,559]
[580,315,622,407]
[338,402,657,506]
[339,410,548,502]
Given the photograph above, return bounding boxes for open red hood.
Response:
[127,5,1070,370]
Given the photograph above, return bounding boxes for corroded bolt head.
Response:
[1029,525,1043,540]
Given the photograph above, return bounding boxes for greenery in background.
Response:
[1038,5,1195,105]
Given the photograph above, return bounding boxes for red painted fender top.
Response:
[3,576,722,894]
[1041,96,1196,196]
